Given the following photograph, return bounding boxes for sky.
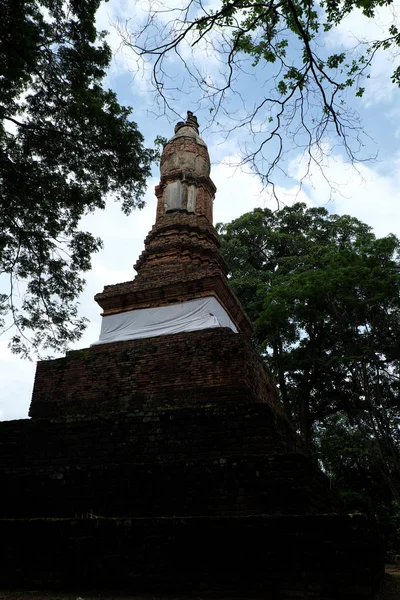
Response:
[1,0,400,420]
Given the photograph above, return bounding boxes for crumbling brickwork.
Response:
[0,113,385,599]
[0,404,337,519]
[93,112,251,338]
[95,211,253,334]
[0,515,384,596]
[29,328,279,418]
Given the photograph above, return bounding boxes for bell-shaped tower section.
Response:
[94,112,252,339]
[156,112,215,222]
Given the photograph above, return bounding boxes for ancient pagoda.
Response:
[0,113,384,599]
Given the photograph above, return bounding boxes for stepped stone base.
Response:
[0,405,336,518]
[2,346,385,598]
[1,113,384,599]
[0,453,335,518]
[0,515,384,598]
[30,328,280,418]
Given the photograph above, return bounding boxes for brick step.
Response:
[0,453,335,518]
[0,514,384,597]
[0,405,301,467]
[29,329,280,417]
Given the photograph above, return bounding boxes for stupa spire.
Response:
[93,116,252,337]
[174,110,199,134]
[155,111,216,223]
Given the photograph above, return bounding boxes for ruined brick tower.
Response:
[0,113,384,598]
[29,111,278,417]
[94,110,252,340]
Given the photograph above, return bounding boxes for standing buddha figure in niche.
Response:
[158,111,214,221]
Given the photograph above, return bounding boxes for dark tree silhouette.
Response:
[0,0,155,356]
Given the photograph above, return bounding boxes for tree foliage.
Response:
[0,0,155,357]
[120,0,400,194]
[218,203,400,511]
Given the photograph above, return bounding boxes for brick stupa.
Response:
[0,113,384,598]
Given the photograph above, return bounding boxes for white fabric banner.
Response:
[93,296,238,345]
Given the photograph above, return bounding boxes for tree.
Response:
[119,0,400,194]
[217,203,400,505]
[0,0,155,357]
[316,412,400,559]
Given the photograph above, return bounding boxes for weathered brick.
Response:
[29,328,280,418]
[0,114,385,599]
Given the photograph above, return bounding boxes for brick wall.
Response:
[0,515,384,596]
[94,212,253,334]
[0,454,336,518]
[4,405,298,464]
[0,404,337,519]
[29,328,279,418]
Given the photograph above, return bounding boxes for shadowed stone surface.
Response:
[0,405,335,519]
[0,515,384,598]
[0,114,385,598]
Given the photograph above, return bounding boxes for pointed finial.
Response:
[186,111,199,132]
[174,111,200,134]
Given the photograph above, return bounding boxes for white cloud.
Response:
[212,155,317,224]
[325,5,400,106]
[95,0,157,96]
[289,148,400,239]
[0,342,35,421]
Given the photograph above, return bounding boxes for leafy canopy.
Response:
[121,0,400,193]
[0,0,154,357]
[218,203,400,507]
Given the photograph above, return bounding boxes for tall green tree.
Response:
[218,203,400,505]
[0,0,154,357]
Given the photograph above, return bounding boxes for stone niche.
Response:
[164,177,197,213]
